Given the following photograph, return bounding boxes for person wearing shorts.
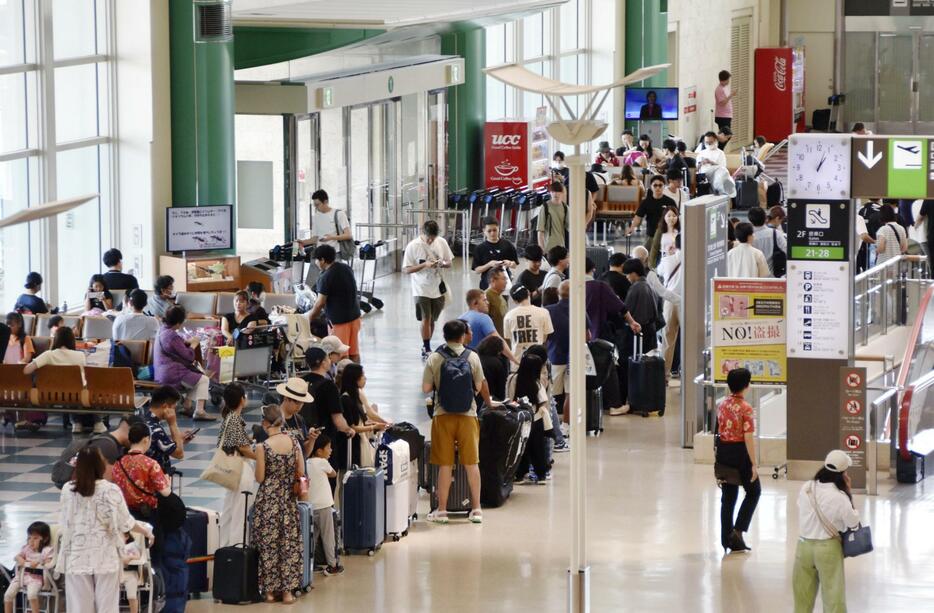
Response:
[403,220,454,360]
[309,244,362,362]
[422,319,494,525]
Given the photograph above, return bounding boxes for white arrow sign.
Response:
[858,140,883,169]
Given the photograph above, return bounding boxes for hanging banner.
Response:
[711,278,787,383]
[484,120,530,189]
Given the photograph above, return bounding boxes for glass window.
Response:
[53,0,105,59]
[561,0,579,52]
[56,145,110,305]
[844,32,876,123]
[0,157,39,310]
[487,24,505,65]
[523,13,544,59]
[54,63,109,143]
[0,0,36,66]
[487,75,506,120]
[0,71,38,153]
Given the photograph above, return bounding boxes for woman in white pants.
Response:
[57,447,154,613]
[658,236,683,381]
[217,383,257,547]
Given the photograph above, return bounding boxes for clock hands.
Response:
[815,152,827,173]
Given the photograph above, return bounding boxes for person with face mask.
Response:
[696,131,727,175]
[146,276,177,319]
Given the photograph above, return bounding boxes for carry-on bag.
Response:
[184,506,219,595]
[734,179,758,210]
[430,449,471,514]
[212,492,261,604]
[478,401,533,507]
[382,422,426,462]
[418,440,434,492]
[628,334,666,416]
[341,441,386,555]
[377,439,412,540]
[297,501,315,591]
[586,387,604,435]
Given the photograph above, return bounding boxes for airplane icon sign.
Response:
[893,140,923,170]
[897,144,920,155]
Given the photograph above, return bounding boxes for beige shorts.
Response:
[551,364,569,396]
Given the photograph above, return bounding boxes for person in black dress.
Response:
[476,335,509,401]
[221,290,268,345]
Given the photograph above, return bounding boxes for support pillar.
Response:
[441,26,486,193]
[169,0,236,224]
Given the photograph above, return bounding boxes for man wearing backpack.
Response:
[422,319,494,525]
[538,181,570,251]
[51,415,142,487]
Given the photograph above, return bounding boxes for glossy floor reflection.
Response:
[1,259,932,612]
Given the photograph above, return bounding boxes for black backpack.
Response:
[436,346,475,414]
[771,229,787,277]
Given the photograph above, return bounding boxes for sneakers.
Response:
[192,411,217,422]
[71,423,84,434]
[426,510,449,524]
[608,405,630,416]
[468,510,483,524]
[553,441,570,453]
[323,564,345,576]
[92,421,107,434]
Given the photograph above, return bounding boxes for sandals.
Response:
[426,510,449,524]
[468,510,483,524]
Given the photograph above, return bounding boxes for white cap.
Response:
[824,450,852,473]
[316,335,350,356]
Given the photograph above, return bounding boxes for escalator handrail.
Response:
[896,285,934,390]
[898,370,934,461]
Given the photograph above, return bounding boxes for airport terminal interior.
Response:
[0,0,933,611]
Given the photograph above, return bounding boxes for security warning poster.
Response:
[712,278,787,384]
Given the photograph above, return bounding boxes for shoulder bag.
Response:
[291,438,309,498]
[807,481,873,557]
[712,416,743,486]
[333,210,356,261]
[116,456,187,532]
[200,417,245,491]
[771,229,787,277]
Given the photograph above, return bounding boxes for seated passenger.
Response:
[594,141,621,167]
[24,326,89,433]
[14,272,50,315]
[246,281,265,315]
[112,290,160,341]
[146,275,176,319]
[152,306,217,421]
[84,274,114,314]
[101,248,140,292]
[221,290,268,345]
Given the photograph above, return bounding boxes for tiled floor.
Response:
[2,258,933,612]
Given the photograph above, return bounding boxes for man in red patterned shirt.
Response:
[715,367,760,554]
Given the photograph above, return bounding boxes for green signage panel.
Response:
[790,246,846,261]
[888,138,928,198]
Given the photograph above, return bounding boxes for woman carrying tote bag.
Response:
[793,449,864,613]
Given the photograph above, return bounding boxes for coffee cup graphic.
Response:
[495,160,519,177]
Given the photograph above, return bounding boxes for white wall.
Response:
[114,0,172,290]
[667,0,778,146]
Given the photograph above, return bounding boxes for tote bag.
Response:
[200,418,245,491]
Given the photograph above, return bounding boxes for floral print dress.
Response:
[250,437,302,595]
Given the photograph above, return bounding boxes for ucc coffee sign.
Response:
[851,136,934,199]
[484,121,529,189]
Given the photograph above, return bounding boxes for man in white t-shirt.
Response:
[402,220,454,360]
[503,285,554,362]
[696,131,727,175]
[298,189,353,286]
[308,435,343,575]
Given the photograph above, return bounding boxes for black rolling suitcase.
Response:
[766,180,784,206]
[586,387,604,435]
[628,334,666,417]
[212,492,260,604]
[419,441,433,491]
[586,246,612,278]
[734,179,758,210]
[478,401,533,508]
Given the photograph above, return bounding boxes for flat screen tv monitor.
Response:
[165,205,233,252]
[624,87,679,121]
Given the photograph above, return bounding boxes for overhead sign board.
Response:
[851,136,934,199]
[787,200,851,261]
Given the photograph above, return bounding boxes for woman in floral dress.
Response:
[251,404,304,604]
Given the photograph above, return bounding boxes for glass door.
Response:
[918,34,934,134]
[428,90,447,211]
[877,33,913,133]
[294,113,319,241]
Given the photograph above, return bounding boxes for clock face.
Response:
[788,134,852,200]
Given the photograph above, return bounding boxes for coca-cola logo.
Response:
[491,134,522,146]
[773,57,787,92]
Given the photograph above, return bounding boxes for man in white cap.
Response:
[316,335,350,380]
[275,377,319,458]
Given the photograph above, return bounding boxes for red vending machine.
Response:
[484,116,550,190]
[754,47,805,142]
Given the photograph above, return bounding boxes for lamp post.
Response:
[485,63,669,613]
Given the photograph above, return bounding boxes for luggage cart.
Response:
[356,239,391,313]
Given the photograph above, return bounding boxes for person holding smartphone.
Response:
[84,274,114,314]
[143,386,196,474]
[403,220,455,360]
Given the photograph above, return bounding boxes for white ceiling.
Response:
[232,0,564,28]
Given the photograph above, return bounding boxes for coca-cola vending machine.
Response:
[484,116,550,190]
[754,47,805,142]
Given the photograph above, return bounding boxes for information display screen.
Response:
[624,87,679,120]
[165,205,233,252]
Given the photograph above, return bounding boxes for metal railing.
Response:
[854,255,930,347]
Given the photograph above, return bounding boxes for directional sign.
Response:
[852,135,934,199]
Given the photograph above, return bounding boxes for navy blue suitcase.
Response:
[297,501,314,591]
[341,467,385,555]
[184,508,208,595]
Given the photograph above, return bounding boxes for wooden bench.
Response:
[0,364,138,415]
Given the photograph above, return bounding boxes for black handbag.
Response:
[714,462,743,486]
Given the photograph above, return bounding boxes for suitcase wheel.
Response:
[370,297,384,310]
[368,549,376,557]
[360,301,373,314]
[392,535,401,542]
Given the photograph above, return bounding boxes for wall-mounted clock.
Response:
[787,133,852,200]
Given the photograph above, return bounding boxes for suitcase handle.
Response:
[240,490,252,547]
[632,332,643,358]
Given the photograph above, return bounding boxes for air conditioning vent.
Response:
[195,1,232,43]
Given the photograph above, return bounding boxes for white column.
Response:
[567,147,589,613]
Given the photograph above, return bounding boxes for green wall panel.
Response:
[234,27,385,70]
[624,0,669,130]
[441,26,486,193]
